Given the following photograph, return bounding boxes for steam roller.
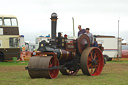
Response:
[26,13,104,79]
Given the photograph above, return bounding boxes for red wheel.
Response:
[80,47,104,76]
[28,56,59,79]
[77,34,90,54]
[60,69,79,75]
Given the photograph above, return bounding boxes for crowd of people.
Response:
[78,25,98,47]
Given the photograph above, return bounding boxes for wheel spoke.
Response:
[95,65,97,68]
[96,59,99,63]
[90,52,93,59]
[49,61,53,68]
[95,65,98,68]
[88,58,92,61]
[88,63,92,68]
[94,52,97,60]
[94,65,98,72]
[91,66,93,74]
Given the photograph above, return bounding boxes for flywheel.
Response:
[77,34,90,54]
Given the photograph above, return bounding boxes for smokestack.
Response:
[50,12,58,40]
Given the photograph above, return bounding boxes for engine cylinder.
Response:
[59,50,73,61]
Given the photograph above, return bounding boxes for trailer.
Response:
[95,35,122,61]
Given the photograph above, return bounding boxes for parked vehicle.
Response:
[0,15,20,62]
[122,45,128,58]
[95,35,122,61]
[35,35,51,49]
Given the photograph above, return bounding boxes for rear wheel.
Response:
[80,47,104,76]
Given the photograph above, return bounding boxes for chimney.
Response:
[50,12,58,40]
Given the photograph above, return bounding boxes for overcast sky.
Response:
[1,0,128,43]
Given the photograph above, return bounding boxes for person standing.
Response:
[85,28,94,46]
[93,38,98,47]
[78,25,86,36]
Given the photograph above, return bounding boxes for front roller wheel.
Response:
[60,69,79,75]
[28,56,59,79]
[80,47,104,76]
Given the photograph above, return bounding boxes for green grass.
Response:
[0,61,128,85]
[107,60,128,63]
[0,61,28,66]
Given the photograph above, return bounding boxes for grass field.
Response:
[0,61,128,85]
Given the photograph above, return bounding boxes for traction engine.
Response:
[27,13,104,79]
